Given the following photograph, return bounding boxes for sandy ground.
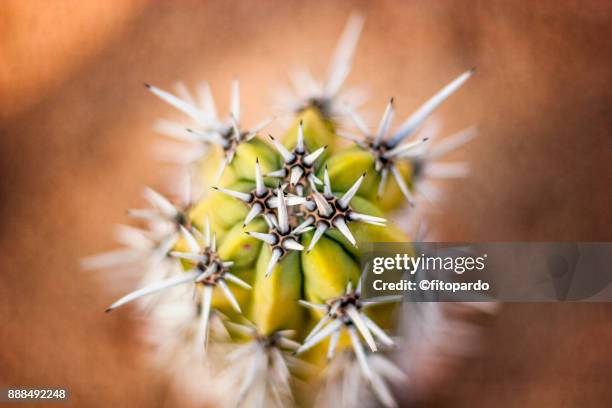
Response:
[0,1,611,407]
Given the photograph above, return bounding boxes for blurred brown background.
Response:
[1,1,611,407]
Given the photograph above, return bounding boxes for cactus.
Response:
[86,14,476,408]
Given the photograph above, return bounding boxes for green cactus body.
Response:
[97,14,476,407]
